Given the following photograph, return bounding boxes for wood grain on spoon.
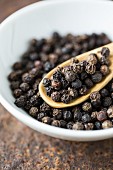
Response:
[39,43,113,108]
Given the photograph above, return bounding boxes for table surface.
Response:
[0,1,113,170]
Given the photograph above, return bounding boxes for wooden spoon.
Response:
[39,43,113,108]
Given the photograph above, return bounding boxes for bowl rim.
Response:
[0,0,113,141]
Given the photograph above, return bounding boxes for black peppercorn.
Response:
[10,81,20,90]
[91,111,98,120]
[73,110,82,121]
[68,88,78,99]
[79,85,88,95]
[87,53,98,65]
[84,123,94,130]
[91,71,102,83]
[20,82,30,92]
[29,52,39,61]
[82,102,92,112]
[61,93,71,104]
[94,121,102,130]
[100,65,109,76]
[53,70,63,80]
[101,47,110,58]
[29,107,39,117]
[67,122,74,129]
[64,70,76,82]
[82,114,91,123]
[102,97,112,107]
[37,112,47,121]
[72,62,83,73]
[73,122,84,130]
[84,78,94,88]
[43,78,51,87]
[29,68,39,77]
[90,91,101,101]
[15,95,27,108]
[27,89,35,98]
[42,117,52,124]
[30,95,41,106]
[91,100,101,108]
[107,106,113,118]
[51,79,61,90]
[44,61,53,72]
[52,109,62,120]
[100,88,109,97]
[71,79,82,89]
[51,91,61,102]
[34,60,43,70]
[63,110,72,121]
[22,73,33,83]
[99,56,110,65]
[13,89,22,98]
[97,110,107,122]
[51,120,61,127]
[102,120,112,129]
[60,120,67,128]
[80,72,88,80]
[8,71,20,81]
[12,62,23,70]
[49,53,58,64]
[46,86,53,96]
[40,102,51,113]
[85,64,96,74]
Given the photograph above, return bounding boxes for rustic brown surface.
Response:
[0,1,113,170]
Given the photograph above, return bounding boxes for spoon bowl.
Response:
[39,43,113,108]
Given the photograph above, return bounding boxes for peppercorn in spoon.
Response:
[39,43,113,108]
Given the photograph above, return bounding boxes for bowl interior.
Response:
[0,0,113,141]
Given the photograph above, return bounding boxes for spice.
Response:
[91,72,102,83]
[97,110,107,122]
[94,121,102,130]
[43,78,51,87]
[29,107,39,117]
[51,79,61,90]
[51,91,61,102]
[102,97,112,107]
[100,88,109,97]
[71,79,82,89]
[73,122,84,130]
[20,83,30,92]
[107,106,113,118]
[85,64,96,74]
[82,102,92,112]
[84,78,94,88]
[51,120,61,127]
[15,95,27,108]
[67,122,74,129]
[100,65,109,76]
[42,117,52,124]
[43,46,110,104]
[63,110,72,121]
[102,120,112,129]
[13,89,22,98]
[52,109,62,120]
[101,47,110,58]
[87,53,98,65]
[91,111,98,120]
[82,114,91,123]
[8,32,113,130]
[84,123,94,130]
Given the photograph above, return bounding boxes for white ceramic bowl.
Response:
[0,0,113,141]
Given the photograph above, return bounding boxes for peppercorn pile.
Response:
[43,47,110,103]
[8,32,113,130]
